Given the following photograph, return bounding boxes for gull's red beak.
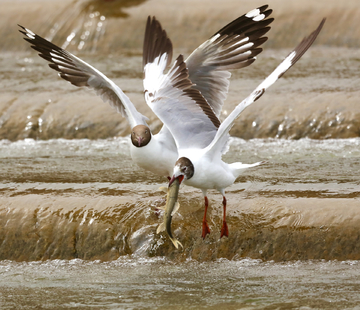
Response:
[169,175,184,187]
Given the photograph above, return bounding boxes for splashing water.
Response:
[45,0,148,53]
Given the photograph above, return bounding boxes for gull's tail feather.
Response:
[230,160,267,178]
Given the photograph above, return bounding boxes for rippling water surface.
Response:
[1,257,360,309]
[0,138,360,310]
[1,0,360,307]
[1,137,359,195]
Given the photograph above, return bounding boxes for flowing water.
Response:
[0,138,360,308]
[1,0,360,308]
[1,258,360,309]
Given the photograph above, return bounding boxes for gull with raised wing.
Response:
[19,5,273,178]
[144,18,325,240]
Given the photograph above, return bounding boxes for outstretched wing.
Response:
[205,19,326,157]
[186,5,273,118]
[143,17,220,150]
[19,25,148,129]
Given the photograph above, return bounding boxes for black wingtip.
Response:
[143,16,173,69]
[290,18,326,65]
[18,24,25,31]
[18,25,29,39]
[212,5,274,39]
[258,4,268,10]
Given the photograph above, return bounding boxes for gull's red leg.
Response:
[202,196,211,239]
[220,196,229,238]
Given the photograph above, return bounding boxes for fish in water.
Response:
[157,178,182,249]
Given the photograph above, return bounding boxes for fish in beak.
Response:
[168,174,184,187]
[157,177,183,249]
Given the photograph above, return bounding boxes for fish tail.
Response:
[169,237,183,249]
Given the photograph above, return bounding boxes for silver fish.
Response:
[157,178,182,249]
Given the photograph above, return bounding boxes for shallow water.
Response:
[1,257,360,309]
[0,138,359,263]
[1,0,360,307]
[1,47,360,141]
[1,137,359,194]
[2,139,359,308]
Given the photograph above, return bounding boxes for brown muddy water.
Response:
[0,137,359,309]
[1,0,360,308]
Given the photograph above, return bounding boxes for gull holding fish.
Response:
[157,178,183,249]
[19,5,273,178]
[144,17,325,243]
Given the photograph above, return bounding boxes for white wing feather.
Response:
[144,54,220,150]
[19,25,148,129]
[186,4,273,118]
[205,19,326,158]
[142,17,220,151]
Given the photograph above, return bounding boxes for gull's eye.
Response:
[181,167,187,173]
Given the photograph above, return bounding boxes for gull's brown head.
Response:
[131,125,151,147]
[169,157,194,186]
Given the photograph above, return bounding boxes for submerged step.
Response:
[0,194,359,262]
